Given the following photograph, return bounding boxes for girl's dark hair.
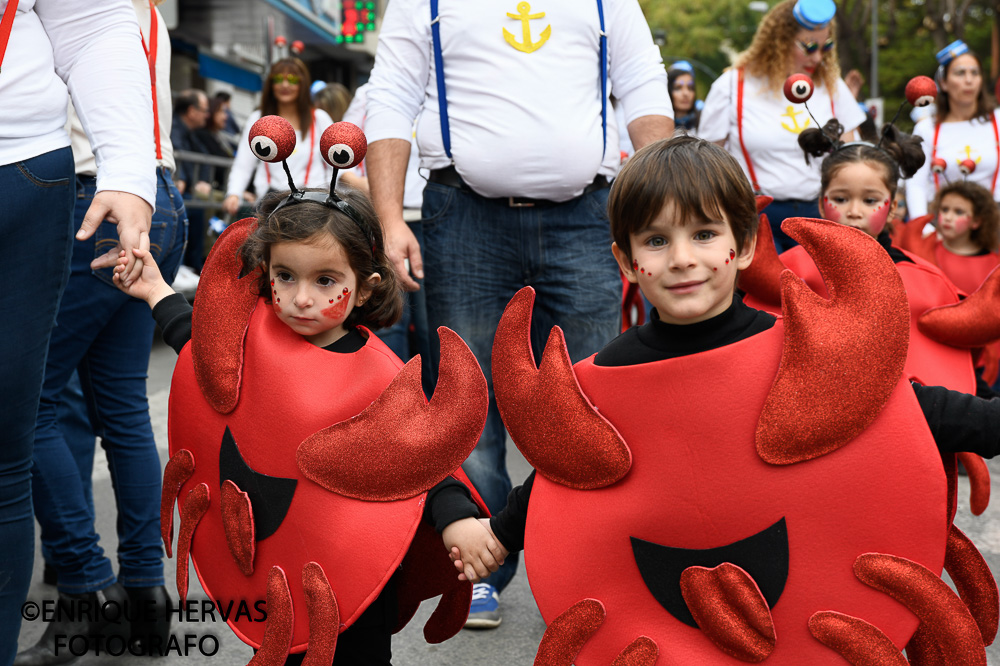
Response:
[935,51,995,124]
[799,120,925,200]
[260,58,315,136]
[667,69,700,130]
[207,95,227,132]
[932,181,1000,252]
[609,136,758,257]
[239,186,403,331]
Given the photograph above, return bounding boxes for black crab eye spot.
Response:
[783,74,814,104]
[251,136,279,162]
[326,143,355,168]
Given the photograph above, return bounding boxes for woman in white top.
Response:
[223,58,333,215]
[907,41,1000,218]
[700,0,865,251]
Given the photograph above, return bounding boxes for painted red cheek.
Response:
[320,298,350,321]
[824,201,841,223]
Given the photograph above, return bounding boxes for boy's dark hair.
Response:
[799,121,925,201]
[608,136,758,258]
[239,186,403,331]
[932,181,1000,252]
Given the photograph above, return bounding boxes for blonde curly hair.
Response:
[734,0,840,95]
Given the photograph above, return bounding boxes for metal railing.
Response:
[172,150,239,211]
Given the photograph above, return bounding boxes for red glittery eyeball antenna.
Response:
[958,158,977,178]
[878,75,938,149]
[783,74,838,143]
[320,121,367,200]
[247,115,299,193]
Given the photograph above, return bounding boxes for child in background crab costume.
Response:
[449,136,1000,664]
[112,119,505,665]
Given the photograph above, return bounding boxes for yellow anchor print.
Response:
[503,1,551,54]
[780,105,811,134]
[956,145,982,166]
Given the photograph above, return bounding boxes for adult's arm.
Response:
[699,70,735,147]
[365,0,430,291]
[906,120,933,218]
[38,0,156,282]
[225,110,262,199]
[608,0,673,149]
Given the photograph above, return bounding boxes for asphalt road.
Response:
[16,335,1000,665]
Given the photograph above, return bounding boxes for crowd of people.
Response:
[5,0,1000,663]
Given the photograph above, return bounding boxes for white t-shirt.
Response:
[907,110,1000,218]
[226,109,334,197]
[365,0,672,202]
[68,0,174,176]
[700,69,866,201]
[0,0,155,207]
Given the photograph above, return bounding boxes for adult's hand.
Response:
[77,190,152,286]
[223,194,240,216]
[383,215,423,292]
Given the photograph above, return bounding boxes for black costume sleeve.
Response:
[912,382,1000,458]
[152,293,193,354]
[425,476,480,533]
[489,471,536,553]
[975,372,1000,401]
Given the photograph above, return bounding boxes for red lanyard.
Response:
[265,110,316,187]
[0,0,19,75]
[139,0,161,159]
[932,115,1000,194]
[737,67,836,195]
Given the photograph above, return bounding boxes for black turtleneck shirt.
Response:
[489,295,1000,553]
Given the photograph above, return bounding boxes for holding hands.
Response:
[442,518,509,583]
[112,247,176,308]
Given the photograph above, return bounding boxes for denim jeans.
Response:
[421,183,621,593]
[31,168,187,595]
[0,147,75,664]
[760,199,821,253]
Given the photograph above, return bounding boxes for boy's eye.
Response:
[647,236,666,247]
[317,276,337,287]
[694,230,716,241]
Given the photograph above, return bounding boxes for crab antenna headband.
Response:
[247,116,375,250]
[783,74,840,146]
[876,75,937,149]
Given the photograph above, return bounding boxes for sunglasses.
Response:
[796,38,835,55]
[271,74,301,85]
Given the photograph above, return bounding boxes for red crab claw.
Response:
[534,599,606,666]
[610,637,658,666]
[958,452,991,515]
[300,562,339,666]
[191,216,261,414]
[738,213,785,308]
[297,327,487,500]
[918,264,1000,347]
[757,219,909,464]
[855,553,987,665]
[492,287,631,489]
[248,566,293,666]
[160,449,194,558]
[895,214,937,264]
[944,524,999,645]
[176,483,210,605]
[808,611,909,664]
[680,563,776,662]
[220,480,255,576]
[755,195,773,213]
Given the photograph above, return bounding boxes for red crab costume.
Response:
[160,216,489,663]
[492,219,998,664]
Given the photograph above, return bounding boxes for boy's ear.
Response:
[735,231,757,271]
[612,242,638,284]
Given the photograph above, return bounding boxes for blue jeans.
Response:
[31,168,186,595]
[761,199,820,253]
[421,183,621,593]
[0,147,75,665]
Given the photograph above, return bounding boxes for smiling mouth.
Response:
[667,281,704,291]
[631,517,789,627]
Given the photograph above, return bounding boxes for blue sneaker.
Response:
[465,582,502,629]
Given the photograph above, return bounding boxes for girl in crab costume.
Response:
[449,136,1000,664]
[113,119,506,665]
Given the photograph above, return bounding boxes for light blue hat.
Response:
[310,80,328,96]
[670,60,695,74]
[792,0,836,29]
[936,40,970,67]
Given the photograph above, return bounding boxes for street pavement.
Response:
[16,335,1000,665]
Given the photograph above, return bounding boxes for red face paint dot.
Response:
[725,259,729,264]
[329,299,334,304]
[337,295,342,300]
[713,267,718,271]
[270,280,275,286]
[730,249,736,260]
[342,287,349,295]
[632,260,638,270]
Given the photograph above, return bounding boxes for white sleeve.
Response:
[906,120,933,218]
[365,0,430,144]
[698,70,735,144]
[833,79,866,133]
[36,0,155,207]
[314,109,334,183]
[607,0,672,124]
[226,110,262,197]
[342,84,368,129]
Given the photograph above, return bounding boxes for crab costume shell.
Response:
[162,217,489,659]
[493,220,997,664]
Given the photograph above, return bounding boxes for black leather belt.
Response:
[427,165,609,207]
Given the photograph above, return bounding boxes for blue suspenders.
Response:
[430,0,609,161]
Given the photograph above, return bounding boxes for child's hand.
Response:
[113,247,175,307]
[442,517,508,583]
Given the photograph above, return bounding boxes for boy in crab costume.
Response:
[452,136,1000,664]
[139,119,502,665]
